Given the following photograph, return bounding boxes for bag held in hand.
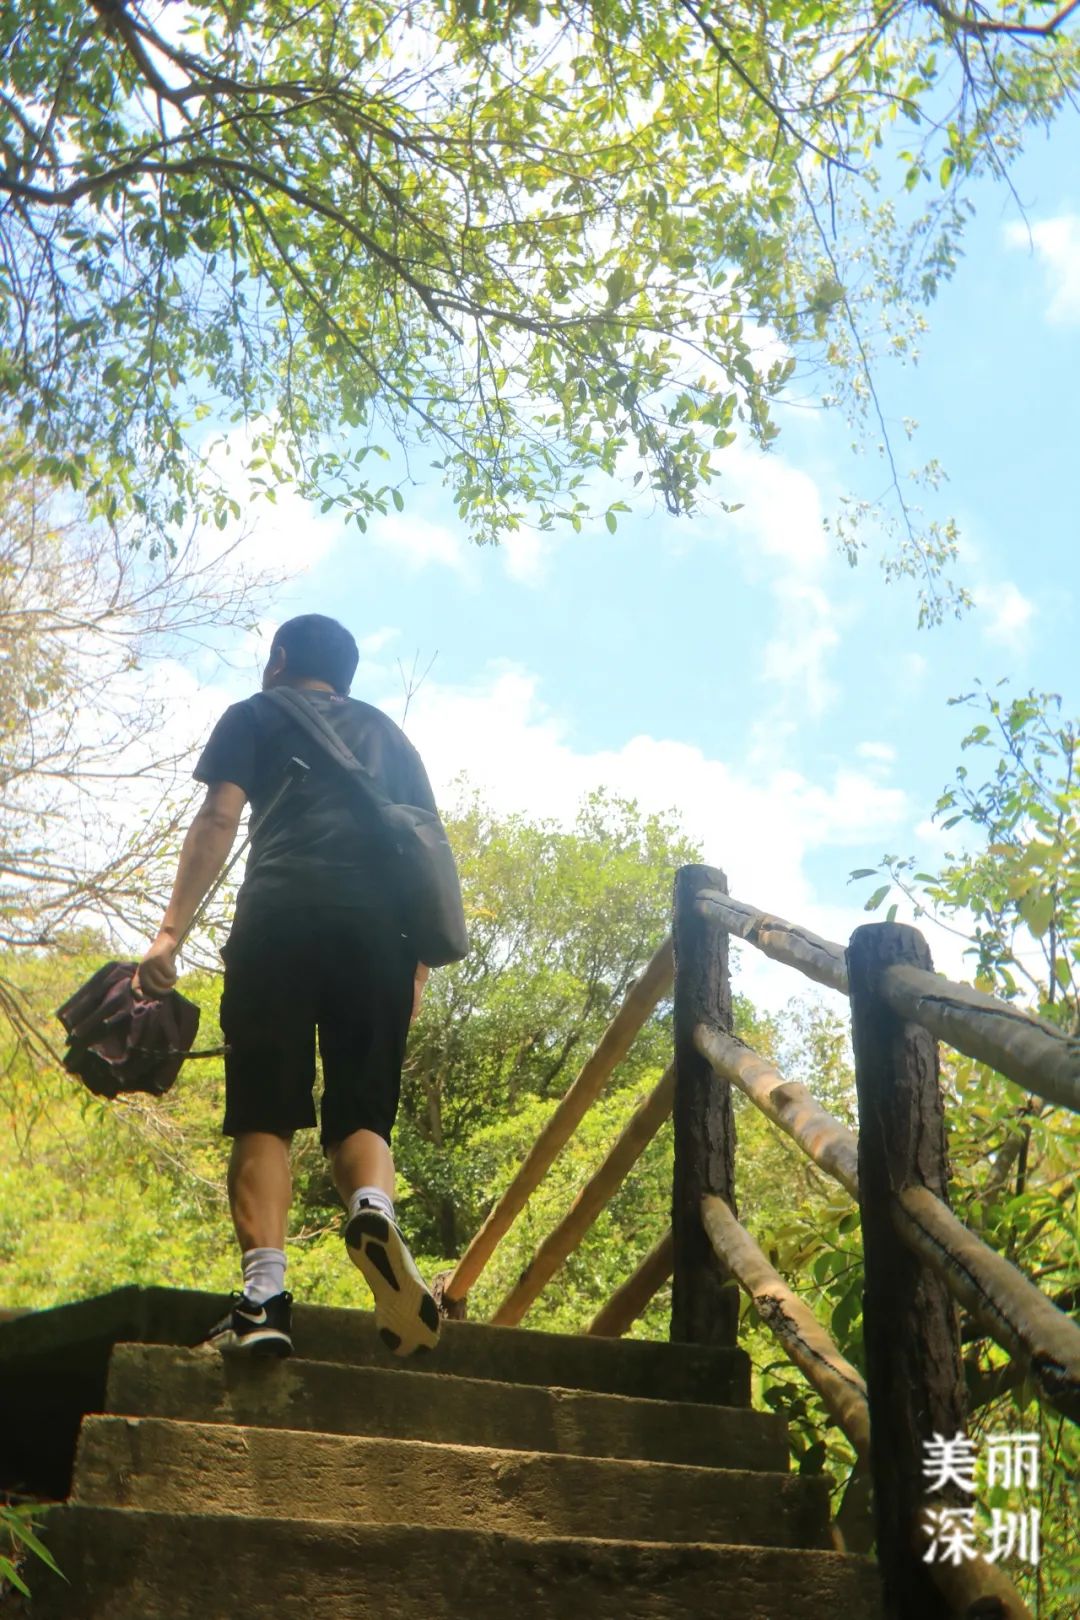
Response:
[55,961,201,1099]
[262,685,469,967]
[54,755,312,1098]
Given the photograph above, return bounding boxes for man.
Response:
[135,614,452,1359]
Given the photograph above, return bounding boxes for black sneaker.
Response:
[344,1204,440,1357]
[200,1291,293,1358]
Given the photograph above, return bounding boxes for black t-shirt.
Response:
[193,688,440,921]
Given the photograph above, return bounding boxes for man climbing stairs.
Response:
[25,1290,882,1617]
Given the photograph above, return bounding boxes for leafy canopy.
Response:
[2,1,1078,609]
[853,684,1080,1025]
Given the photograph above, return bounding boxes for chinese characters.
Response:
[921,1432,1041,1568]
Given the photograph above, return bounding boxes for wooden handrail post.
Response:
[847,922,967,1620]
[670,864,738,1346]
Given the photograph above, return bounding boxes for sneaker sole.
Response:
[201,1327,293,1359]
[344,1210,441,1357]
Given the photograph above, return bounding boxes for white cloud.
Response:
[196,422,345,578]
[1005,213,1080,325]
[501,528,551,586]
[914,816,955,849]
[368,510,471,575]
[364,505,554,587]
[857,741,896,766]
[359,626,400,656]
[386,661,909,1009]
[668,441,844,726]
[974,580,1035,648]
[724,443,829,574]
[760,579,841,718]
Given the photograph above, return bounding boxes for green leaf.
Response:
[1019,890,1054,939]
[604,266,631,307]
[6,1518,62,1578]
[0,1555,30,1597]
[864,884,891,912]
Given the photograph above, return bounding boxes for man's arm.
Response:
[135,782,247,997]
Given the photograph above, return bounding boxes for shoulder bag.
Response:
[261,685,469,967]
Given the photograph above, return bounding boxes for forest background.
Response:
[1,0,1079,1612]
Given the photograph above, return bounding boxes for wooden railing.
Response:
[434,863,1080,1620]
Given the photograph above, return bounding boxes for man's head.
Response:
[262,614,360,696]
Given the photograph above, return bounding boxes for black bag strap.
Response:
[260,685,398,812]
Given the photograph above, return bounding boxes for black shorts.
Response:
[219,903,416,1148]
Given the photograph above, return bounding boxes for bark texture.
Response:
[701,1193,870,1458]
[847,922,964,1620]
[694,889,848,993]
[670,865,738,1346]
[894,1184,1080,1424]
[695,1022,860,1197]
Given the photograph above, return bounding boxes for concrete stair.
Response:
[25,1291,883,1618]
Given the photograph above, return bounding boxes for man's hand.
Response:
[134,931,179,999]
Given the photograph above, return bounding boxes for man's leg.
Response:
[207,906,316,1357]
[318,911,438,1356]
[202,1131,295,1356]
[229,1130,294,1250]
[326,1126,394,1206]
[328,1126,440,1356]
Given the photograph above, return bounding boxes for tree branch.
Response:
[923,0,1080,40]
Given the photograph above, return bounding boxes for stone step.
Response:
[73,1415,832,1549]
[107,1344,789,1472]
[34,1507,884,1620]
[0,1284,750,1403]
[288,1302,752,1406]
[0,1286,749,1500]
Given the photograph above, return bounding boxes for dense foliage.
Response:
[2,3,1078,611]
[858,684,1080,1025]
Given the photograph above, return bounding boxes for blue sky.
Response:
[164,112,1079,1011]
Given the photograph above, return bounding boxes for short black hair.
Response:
[272,614,359,695]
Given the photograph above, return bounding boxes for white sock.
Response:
[348,1185,395,1226]
[241,1246,287,1303]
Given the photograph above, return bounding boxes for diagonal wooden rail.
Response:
[490,1064,674,1327]
[699,1196,1032,1619]
[439,936,673,1310]
[586,1228,674,1338]
[694,1021,859,1196]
